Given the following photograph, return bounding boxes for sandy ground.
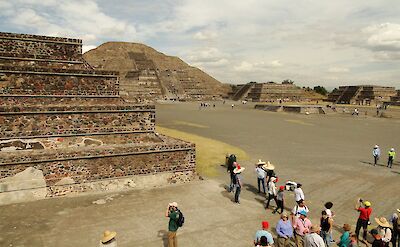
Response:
[0,101,399,247]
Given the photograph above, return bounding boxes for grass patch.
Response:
[156,126,249,177]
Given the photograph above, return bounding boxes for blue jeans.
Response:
[320,230,330,247]
[257,177,265,193]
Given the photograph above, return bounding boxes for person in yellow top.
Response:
[388,148,396,168]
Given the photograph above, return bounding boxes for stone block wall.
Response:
[0,32,82,61]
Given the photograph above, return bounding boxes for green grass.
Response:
[156,126,249,177]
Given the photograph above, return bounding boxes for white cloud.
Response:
[234,60,283,72]
[82,45,97,53]
[363,23,400,51]
[328,67,350,73]
[193,31,217,41]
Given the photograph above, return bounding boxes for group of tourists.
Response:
[372,145,396,168]
[225,154,399,247]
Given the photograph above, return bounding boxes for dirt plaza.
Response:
[0,101,399,247]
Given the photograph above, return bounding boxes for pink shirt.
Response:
[293,217,312,236]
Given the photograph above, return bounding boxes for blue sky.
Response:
[1,0,400,88]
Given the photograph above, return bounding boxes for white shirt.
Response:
[294,188,305,201]
[325,209,332,217]
[378,227,392,243]
[304,233,325,247]
[268,181,277,195]
[255,167,266,179]
[292,205,309,217]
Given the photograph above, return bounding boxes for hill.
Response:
[83,42,229,102]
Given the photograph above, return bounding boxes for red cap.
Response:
[262,221,269,229]
[279,186,285,191]
[275,177,279,183]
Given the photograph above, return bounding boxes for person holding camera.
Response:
[354,198,373,241]
[165,202,180,247]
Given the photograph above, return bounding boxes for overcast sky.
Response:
[1,0,400,88]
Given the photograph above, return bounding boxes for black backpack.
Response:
[177,209,185,227]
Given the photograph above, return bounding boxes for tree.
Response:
[313,86,328,95]
[282,79,294,84]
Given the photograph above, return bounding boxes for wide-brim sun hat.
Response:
[257,159,266,166]
[102,230,117,243]
[374,145,378,148]
[169,202,178,207]
[390,148,395,151]
[375,217,390,228]
[397,209,400,213]
[262,161,275,170]
[233,164,245,174]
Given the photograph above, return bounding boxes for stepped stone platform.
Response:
[327,85,396,105]
[0,32,196,205]
[254,104,333,114]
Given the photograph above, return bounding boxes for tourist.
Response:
[227,155,237,192]
[273,186,285,214]
[254,221,274,246]
[255,160,267,194]
[375,217,392,247]
[390,209,400,247]
[291,199,310,223]
[256,236,270,247]
[233,164,245,204]
[373,145,381,166]
[99,230,117,247]
[266,177,278,209]
[338,224,351,247]
[369,229,385,247]
[165,202,180,247]
[355,198,372,241]
[294,183,305,204]
[293,210,312,247]
[320,211,333,247]
[387,148,396,168]
[304,225,325,247]
[231,104,235,109]
[324,202,335,244]
[276,212,294,247]
[349,233,358,247]
[352,108,359,116]
[262,161,276,190]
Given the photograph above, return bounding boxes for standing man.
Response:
[165,202,180,247]
[304,225,325,247]
[293,210,312,247]
[255,160,267,194]
[233,164,245,204]
[265,177,278,210]
[294,183,305,204]
[388,148,396,168]
[354,198,372,241]
[291,199,310,224]
[373,145,381,166]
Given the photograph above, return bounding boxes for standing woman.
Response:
[320,211,333,247]
[233,164,245,204]
[375,217,392,247]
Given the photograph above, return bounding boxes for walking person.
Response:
[294,184,305,204]
[355,198,372,241]
[276,212,294,247]
[165,202,180,247]
[388,148,396,168]
[320,211,333,247]
[373,145,381,166]
[265,177,278,210]
[375,217,392,247]
[255,160,267,194]
[262,161,276,191]
[390,209,400,247]
[273,186,285,214]
[233,164,245,204]
[226,155,237,192]
[99,230,117,247]
[293,210,312,247]
[304,225,325,247]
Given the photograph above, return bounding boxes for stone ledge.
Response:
[0,32,82,44]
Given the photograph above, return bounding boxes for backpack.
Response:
[177,209,185,227]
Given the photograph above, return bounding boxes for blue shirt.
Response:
[276,219,293,238]
[255,230,274,244]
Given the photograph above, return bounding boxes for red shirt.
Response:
[358,207,372,220]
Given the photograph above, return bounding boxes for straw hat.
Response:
[233,164,245,174]
[375,217,390,228]
[169,202,178,207]
[102,230,117,243]
[397,209,400,213]
[256,159,266,166]
[374,145,378,148]
[262,161,275,170]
